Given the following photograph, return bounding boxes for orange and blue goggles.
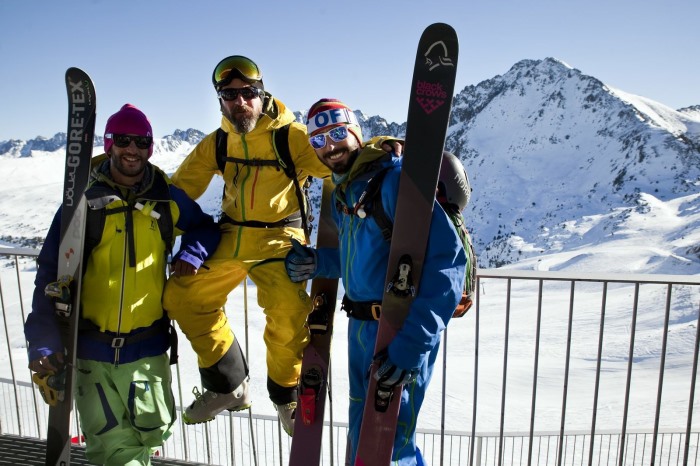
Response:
[309,126,350,149]
[212,55,263,89]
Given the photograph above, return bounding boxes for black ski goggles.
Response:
[217,87,264,101]
[106,133,153,150]
[212,55,263,89]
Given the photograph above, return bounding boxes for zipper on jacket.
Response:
[238,134,252,221]
[113,203,129,367]
[343,188,357,287]
[232,134,249,258]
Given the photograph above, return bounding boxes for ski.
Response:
[353,23,459,466]
[45,67,97,466]
[288,178,339,465]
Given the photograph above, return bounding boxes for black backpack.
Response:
[215,124,311,237]
[83,172,174,269]
[335,166,477,317]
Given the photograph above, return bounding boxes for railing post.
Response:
[475,435,482,466]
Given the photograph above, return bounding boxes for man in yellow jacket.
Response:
[163,55,331,434]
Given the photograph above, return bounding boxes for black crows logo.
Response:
[414,40,455,114]
[423,40,455,71]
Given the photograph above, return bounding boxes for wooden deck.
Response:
[0,434,210,465]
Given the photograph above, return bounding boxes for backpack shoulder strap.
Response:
[215,128,227,173]
[272,124,294,178]
[272,123,311,239]
[150,172,175,255]
[334,166,394,242]
[360,167,393,242]
[83,205,106,268]
[344,167,394,243]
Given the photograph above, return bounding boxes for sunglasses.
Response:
[309,126,350,149]
[212,55,263,88]
[106,133,153,150]
[217,87,263,101]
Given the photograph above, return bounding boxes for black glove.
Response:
[284,238,318,283]
[373,349,419,389]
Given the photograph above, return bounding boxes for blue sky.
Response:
[1,0,698,141]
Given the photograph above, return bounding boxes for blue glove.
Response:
[373,349,419,389]
[284,238,318,283]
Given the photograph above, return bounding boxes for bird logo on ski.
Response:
[353,23,458,466]
[45,67,97,466]
[288,179,340,466]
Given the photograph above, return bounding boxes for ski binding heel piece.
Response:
[374,382,394,412]
[45,275,74,318]
[386,254,416,297]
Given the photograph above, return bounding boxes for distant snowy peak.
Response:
[0,133,71,158]
[608,87,700,137]
[678,105,700,122]
[158,128,206,152]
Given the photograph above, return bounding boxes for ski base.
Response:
[288,179,339,465]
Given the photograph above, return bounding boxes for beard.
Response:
[222,101,261,134]
[321,147,359,175]
[109,152,148,185]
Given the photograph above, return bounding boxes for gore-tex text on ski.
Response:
[65,79,86,207]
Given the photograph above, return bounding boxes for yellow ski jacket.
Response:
[173,95,330,223]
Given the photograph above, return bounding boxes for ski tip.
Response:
[65,67,92,80]
[424,22,457,35]
[427,22,456,30]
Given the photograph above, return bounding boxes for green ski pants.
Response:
[75,353,175,466]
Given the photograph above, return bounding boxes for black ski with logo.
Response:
[45,67,97,466]
[353,23,459,466]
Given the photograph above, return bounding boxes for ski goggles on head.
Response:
[309,126,350,149]
[217,87,264,101]
[212,55,263,88]
[105,133,153,149]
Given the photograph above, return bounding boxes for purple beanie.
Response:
[104,104,154,156]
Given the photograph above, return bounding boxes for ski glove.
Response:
[284,238,318,283]
[373,348,419,389]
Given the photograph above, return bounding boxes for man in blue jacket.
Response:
[285,98,467,465]
[25,104,220,466]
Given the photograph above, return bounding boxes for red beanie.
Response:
[104,104,154,156]
[306,98,363,143]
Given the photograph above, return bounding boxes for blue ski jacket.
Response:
[25,159,220,364]
[314,138,467,371]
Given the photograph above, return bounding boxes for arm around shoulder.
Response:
[171,133,219,200]
[287,122,331,179]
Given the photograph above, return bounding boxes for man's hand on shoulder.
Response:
[381,140,403,156]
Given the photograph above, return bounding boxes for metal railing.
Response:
[1,247,699,465]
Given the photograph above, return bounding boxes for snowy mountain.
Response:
[1,57,699,274]
[446,58,700,270]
